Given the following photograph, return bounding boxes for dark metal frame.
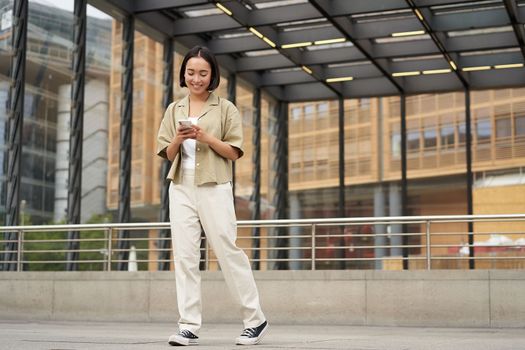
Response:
[3,0,28,271]
[66,0,87,271]
[465,89,474,269]
[158,38,174,271]
[227,73,237,201]
[503,0,525,62]
[251,88,262,270]
[338,96,345,220]
[336,96,346,269]
[88,0,525,101]
[116,15,134,271]
[272,101,289,270]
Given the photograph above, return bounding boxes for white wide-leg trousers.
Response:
[169,170,265,335]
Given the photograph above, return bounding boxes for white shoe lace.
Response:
[180,329,195,338]
[240,327,257,338]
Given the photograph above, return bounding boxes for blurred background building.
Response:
[1,0,524,270]
[0,0,110,224]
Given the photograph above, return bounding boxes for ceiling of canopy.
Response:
[90,0,525,102]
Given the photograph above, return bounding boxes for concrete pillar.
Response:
[54,80,108,224]
[81,79,108,222]
[54,84,70,222]
[374,97,386,269]
[289,193,302,270]
[374,185,386,269]
[389,183,403,256]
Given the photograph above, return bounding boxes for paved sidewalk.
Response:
[0,320,524,350]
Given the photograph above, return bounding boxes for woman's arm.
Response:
[165,126,196,161]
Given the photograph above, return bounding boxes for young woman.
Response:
[156,46,268,346]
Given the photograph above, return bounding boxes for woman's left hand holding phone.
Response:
[166,121,195,161]
[176,120,196,141]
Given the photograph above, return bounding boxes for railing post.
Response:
[16,229,23,272]
[107,228,112,271]
[426,220,431,270]
[311,224,316,270]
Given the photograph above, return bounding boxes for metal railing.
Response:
[1,214,525,272]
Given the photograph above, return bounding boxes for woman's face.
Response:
[184,56,212,97]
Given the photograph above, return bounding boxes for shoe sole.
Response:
[168,338,199,346]
[168,340,198,346]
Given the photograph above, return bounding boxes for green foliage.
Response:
[77,214,112,271]
[23,213,113,271]
[20,213,153,271]
[24,230,67,271]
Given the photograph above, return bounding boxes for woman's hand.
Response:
[176,124,197,142]
[165,125,196,161]
[191,125,240,161]
[191,125,213,144]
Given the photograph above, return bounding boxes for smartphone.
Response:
[178,120,193,129]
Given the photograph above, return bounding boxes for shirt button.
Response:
[196,163,200,167]
[197,147,201,151]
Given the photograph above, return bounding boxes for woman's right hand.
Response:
[175,125,196,142]
[166,126,196,161]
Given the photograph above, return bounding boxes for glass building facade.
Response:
[0,0,111,224]
[1,1,524,270]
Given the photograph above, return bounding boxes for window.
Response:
[347,139,358,154]
[358,137,371,154]
[458,123,466,144]
[496,118,511,138]
[291,107,301,120]
[476,119,491,142]
[44,187,55,212]
[318,102,328,118]
[391,131,401,157]
[290,149,301,163]
[407,130,420,151]
[133,89,144,103]
[360,98,370,110]
[515,115,525,137]
[304,104,315,120]
[440,125,455,149]
[424,127,437,149]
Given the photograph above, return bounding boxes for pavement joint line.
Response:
[22,339,165,345]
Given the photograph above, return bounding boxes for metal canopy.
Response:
[90,0,525,102]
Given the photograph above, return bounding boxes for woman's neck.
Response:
[188,92,210,116]
[189,91,210,103]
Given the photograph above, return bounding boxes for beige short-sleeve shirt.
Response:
[156,92,244,185]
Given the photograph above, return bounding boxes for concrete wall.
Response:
[0,270,524,328]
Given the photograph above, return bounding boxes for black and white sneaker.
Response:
[168,329,199,346]
[235,321,268,345]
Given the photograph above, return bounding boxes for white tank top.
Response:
[181,116,199,170]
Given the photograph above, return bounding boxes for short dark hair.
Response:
[179,46,220,91]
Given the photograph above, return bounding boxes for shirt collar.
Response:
[177,92,220,118]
